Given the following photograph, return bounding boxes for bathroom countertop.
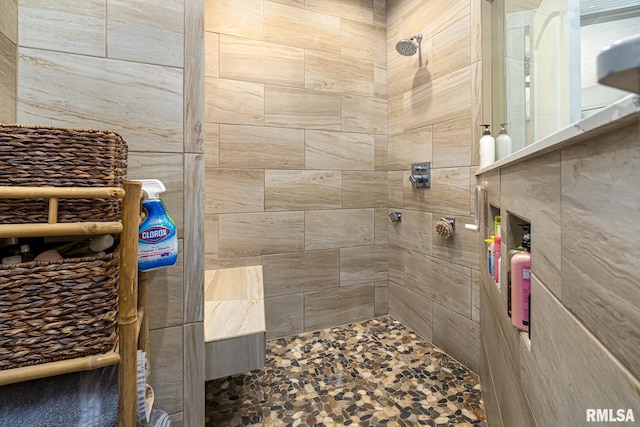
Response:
[476,94,640,175]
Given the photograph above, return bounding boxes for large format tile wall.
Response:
[204,0,390,339]
[14,1,205,425]
[384,0,483,372]
[478,119,640,426]
[0,0,17,122]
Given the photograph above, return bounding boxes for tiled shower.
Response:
[204,0,483,374]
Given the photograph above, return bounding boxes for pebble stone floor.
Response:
[205,316,486,427]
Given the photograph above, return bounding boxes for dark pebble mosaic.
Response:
[206,316,486,426]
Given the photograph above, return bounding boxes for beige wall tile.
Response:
[342,95,387,134]
[388,171,404,208]
[205,0,263,39]
[265,2,340,53]
[0,0,17,44]
[479,342,503,427]
[149,241,184,329]
[471,270,480,322]
[205,168,264,214]
[220,35,304,87]
[433,116,472,168]
[169,412,184,426]
[386,0,422,30]
[470,0,482,64]
[433,303,479,373]
[263,249,340,297]
[561,123,640,379]
[183,153,205,323]
[341,19,386,62]
[204,213,218,266]
[375,208,389,244]
[388,246,404,285]
[403,0,469,41]
[150,326,184,414]
[405,167,470,216]
[265,86,341,130]
[374,134,388,171]
[129,152,184,237]
[0,34,16,123]
[374,62,388,99]
[404,250,471,317]
[388,125,432,170]
[269,0,304,7]
[305,50,374,96]
[18,48,183,152]
[375,282,389,316]
[184,0,204,156]
[373,0,385,27]
[265,170,341,211]
[204,32,219,78]
[340,244,388,286]
[107,0,184,67]
[183,322,205,427]
[305,208,375,250]
[219,124,304,169]
[207,256,263,270]
[430,16,470,80]
[432,215,479,270]
[388,209,432,255]
[305,130,375,170]
[502,151,561,297]
[520,275,640,427]
[305,283,375,332]
[218,211,304,257]
[205,77,264,125]
[305,0,374,24]
[387,94,404,136]
[403,67,471,130]
[204,122,219,167]
[19,0,105,56]
[389,282,433,342]
[265,294,304,339]
[471,61,483,167]
[342,171,388,209]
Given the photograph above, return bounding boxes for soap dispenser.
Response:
[479,125,495,168]
[496,123,512,160]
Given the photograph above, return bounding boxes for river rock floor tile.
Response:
[205,316,486,426]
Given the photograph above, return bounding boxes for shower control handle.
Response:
[410,162,430,189]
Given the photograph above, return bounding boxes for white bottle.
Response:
[496,123,513,160]
[479,125,495,168]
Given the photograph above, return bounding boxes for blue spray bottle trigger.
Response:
[138,179,178,272]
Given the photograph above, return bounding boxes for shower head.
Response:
[395,33,423,56]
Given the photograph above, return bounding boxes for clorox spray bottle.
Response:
[138,179,178,271]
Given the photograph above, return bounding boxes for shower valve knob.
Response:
[410,162,431,189]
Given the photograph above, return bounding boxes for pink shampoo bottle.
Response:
[511,251,531,331]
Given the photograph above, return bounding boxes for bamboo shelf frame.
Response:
[0,182,144,427]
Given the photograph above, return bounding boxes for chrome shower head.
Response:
[395,33,423,56]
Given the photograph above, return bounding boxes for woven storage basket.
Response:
[0,124,127,224]
[0,252,119,370]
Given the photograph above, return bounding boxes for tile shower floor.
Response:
[205,316,486,427]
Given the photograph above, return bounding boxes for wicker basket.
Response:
[0,124,128,224]
[0,252,119,370]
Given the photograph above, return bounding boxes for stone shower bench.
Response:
[204,265,265,380]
